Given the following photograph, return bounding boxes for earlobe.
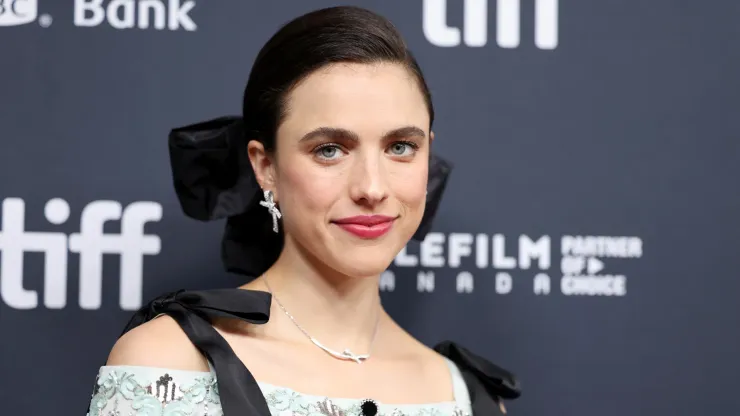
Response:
[430,131,435,143]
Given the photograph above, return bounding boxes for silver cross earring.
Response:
[259,189,282,233]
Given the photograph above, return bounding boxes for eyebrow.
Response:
[299,126,426,143]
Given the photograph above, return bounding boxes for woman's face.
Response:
[250,62,431,278]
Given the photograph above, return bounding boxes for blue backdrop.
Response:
[1,1,739,415]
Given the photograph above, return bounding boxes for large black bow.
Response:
[120,289,274,416]
[168,116,453,276]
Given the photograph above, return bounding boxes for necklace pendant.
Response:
[341,349,367,364]
[310,338,370,364]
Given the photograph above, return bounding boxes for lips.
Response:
[332,215,396,239]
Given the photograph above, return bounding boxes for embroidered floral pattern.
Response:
[261,385,467,416]
[263,390,362,416]
[87,369,223,416]
[86,367,470,416]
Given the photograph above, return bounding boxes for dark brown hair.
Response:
[241,6,434,152]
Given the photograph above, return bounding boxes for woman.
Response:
[86,6,520,416]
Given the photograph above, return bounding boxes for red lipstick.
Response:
[332,215,396,239]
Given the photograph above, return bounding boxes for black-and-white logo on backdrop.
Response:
[0,0,196,30]
[423,0,558,49]
[383,233,643,297]
[0,198,162,311]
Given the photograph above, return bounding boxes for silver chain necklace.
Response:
[262,276,380,364]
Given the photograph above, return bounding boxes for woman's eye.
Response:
[388,142,417,156]
[314,144,343,160]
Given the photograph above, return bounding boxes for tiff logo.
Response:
[0,198,162,310]
[0,0,37,26]
[423,0,558,49]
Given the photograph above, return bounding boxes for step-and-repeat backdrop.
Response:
[1,1,738,414]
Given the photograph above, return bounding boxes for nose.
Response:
[349,151,388,207]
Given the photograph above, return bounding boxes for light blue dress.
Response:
[86,357,473,416]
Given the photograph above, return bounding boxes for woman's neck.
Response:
[250,238,385,354]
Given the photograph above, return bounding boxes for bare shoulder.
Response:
[105,314,209,371]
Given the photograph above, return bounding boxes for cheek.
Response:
[391,165,428,210]
[277,159,339,220]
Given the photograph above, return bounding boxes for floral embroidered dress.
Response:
[87,357,472,416]
[84,288,520,416]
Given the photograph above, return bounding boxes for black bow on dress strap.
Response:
[434,341,521,414]
[121,288,271,334]
[120,288,275,416]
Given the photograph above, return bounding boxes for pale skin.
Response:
[107,62,455,404]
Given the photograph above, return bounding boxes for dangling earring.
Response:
[259,189,282,233]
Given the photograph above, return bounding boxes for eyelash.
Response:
[313,141,419,159]
[392,140,420,151]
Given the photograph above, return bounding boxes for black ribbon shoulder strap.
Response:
[99,289,519,416]
[434,341,522,415]
[119,288,275,416]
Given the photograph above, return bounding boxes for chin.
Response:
[327,248,397,278]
